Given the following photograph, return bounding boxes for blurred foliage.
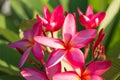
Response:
[0,0,120,80]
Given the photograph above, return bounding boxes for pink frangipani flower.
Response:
[34,14,97,68]
[20,62,61,80]
[78,5,106,29]
[37,5,65,32]
[8,21,44,68]
[53,61,111,80]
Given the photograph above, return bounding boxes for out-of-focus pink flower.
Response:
[53,61,111,80]
[20,62,61,80]
[21,68,48,80]
[93,28,106,60]
[78,5,106,29]
[37,5,65,32]
[8,21,44,68]
[35,14,97,68]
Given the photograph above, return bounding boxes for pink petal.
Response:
[21,68,48,80]
[50,5,64,23]
[24,30,33,40]
[79,15,90,29]
[65,48,84,70]
[18,47,31,68]
[43,5,51,21]
[46,49,66,68]
[53,71,80,80]
[86,75,104,80]
[34,36,64,49]
[93,29,105,52]
[62,14,76,43]
[46,62,61,79]
[32,43,44,61]
[8,40,29,48]
[77,8,83,16]
[32,21,42,37]
[50,16,64,31]
[50,5,64,31]
[36,14,48,25]
[90,12,106,28]
[84,61,111,75]
[70,29,97,48]
[85,5,93,18]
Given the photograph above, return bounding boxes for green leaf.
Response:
[59,0,69,11]
[0,14,20,42]
[0,59,20,76]
[0,75,24,80]
[21,0,53,15]
[99,0,120,30]
[68,0,88,31]
[0,41,20,75]
[107,41,120,59]
[0,28,20,42]
[106,20,120,59]
[10,0,30,20]
[102,58,120,80]
[88,0,108,12]
[0,14,18,33]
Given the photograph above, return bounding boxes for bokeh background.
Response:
[0,0,120,80]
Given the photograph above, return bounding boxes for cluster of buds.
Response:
[9,5,111,80]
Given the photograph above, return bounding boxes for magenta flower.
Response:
[34,14,97,68]
[37,5,65,32]
[93,28,106,60]
[53,61,111,80]
[8,21,44,68]
[78,5,106,29]
[20,62,61,80]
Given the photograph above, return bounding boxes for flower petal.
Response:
[84,61,111,75]
[32,21,42,37]
[65,48,84,69]
[32,43,44,61]
[46,62,61,79]
[70,29,97,48]
[77,8,83,15]
[43,5,51,21]
[50,5,64,23]
[62,14,76,43]
[46,49,66,68]
[34,36,64,49]
[21,68,48,80]
[24,30,33,40]
[53,71,80,80]
[85,5,93,18]
[18,47,31,68]
[50,5,64,31]
[36,14,48,25]
[8,40,29,48]
[90,12,106,28]
[79,15,90,29]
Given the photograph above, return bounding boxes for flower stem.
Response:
[51,31,54,38]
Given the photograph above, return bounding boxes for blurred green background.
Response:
[0,0,120,80]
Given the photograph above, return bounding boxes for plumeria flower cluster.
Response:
[9,5,111,80]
